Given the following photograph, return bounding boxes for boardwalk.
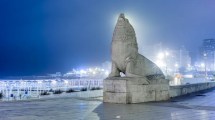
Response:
[1,89,215,120]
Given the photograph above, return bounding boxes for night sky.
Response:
[1,0,215,76]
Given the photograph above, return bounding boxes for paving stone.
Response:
[1,89,215,120]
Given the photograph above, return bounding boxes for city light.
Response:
[158,52,164,59]
[80,70,87,74]
[64,67,110,78]
[105,71,109,76]
[201,63,205,67]
[155,51,170,75]
[187,64,191,67]
[38,81,42,84]
[165,51,169,56]
[52,80,57,84]
[64,80,68,84]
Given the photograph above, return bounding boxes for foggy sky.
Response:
[1,0,215,76]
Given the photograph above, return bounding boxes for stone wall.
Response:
[170,82,215,98]
[104,79,215,103]
[103,77,169,104]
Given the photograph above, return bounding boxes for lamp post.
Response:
[214,51,215,71]
[204,53,207,79]
[165,51,169,75]
[174,63,178,73]
[156,51,169,76]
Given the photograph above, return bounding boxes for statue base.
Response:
[103,77,170,104]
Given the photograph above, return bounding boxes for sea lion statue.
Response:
[109,13,164,79]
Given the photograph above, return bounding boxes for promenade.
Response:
[1,89,215,120]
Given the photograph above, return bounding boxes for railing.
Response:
[0,78,103,101]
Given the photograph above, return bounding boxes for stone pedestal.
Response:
[103,77,170,104]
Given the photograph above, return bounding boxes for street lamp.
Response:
[165,51,169,75]
[158,52,164,59]
[156,51,169,76]
[174,63,178,72]
[203,53,207,79]
[200,63,205,68]
[165,51,169,56]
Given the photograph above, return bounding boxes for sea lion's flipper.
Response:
[125,60,142,77]
[108,62,120,77]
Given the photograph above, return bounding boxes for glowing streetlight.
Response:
[38,81,42,84]
[64,80,68,84]
[165,51,169,56]
[201,63,205,67]
[157,51,169,75]
[174,63,179,72]
[158,52,164,59]
[51,80,57,84]
[89,68,92,72]
[80,70,86,74]
[203,53,207,79]
[105,71,109,76]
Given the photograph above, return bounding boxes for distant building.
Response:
[178,46,191,68]
[141,43,191,75]
[164,46,191,72]
[199,39,215,71]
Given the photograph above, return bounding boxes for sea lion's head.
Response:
[113,13,137,44]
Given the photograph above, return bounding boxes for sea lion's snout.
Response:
[118,13,126,21]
